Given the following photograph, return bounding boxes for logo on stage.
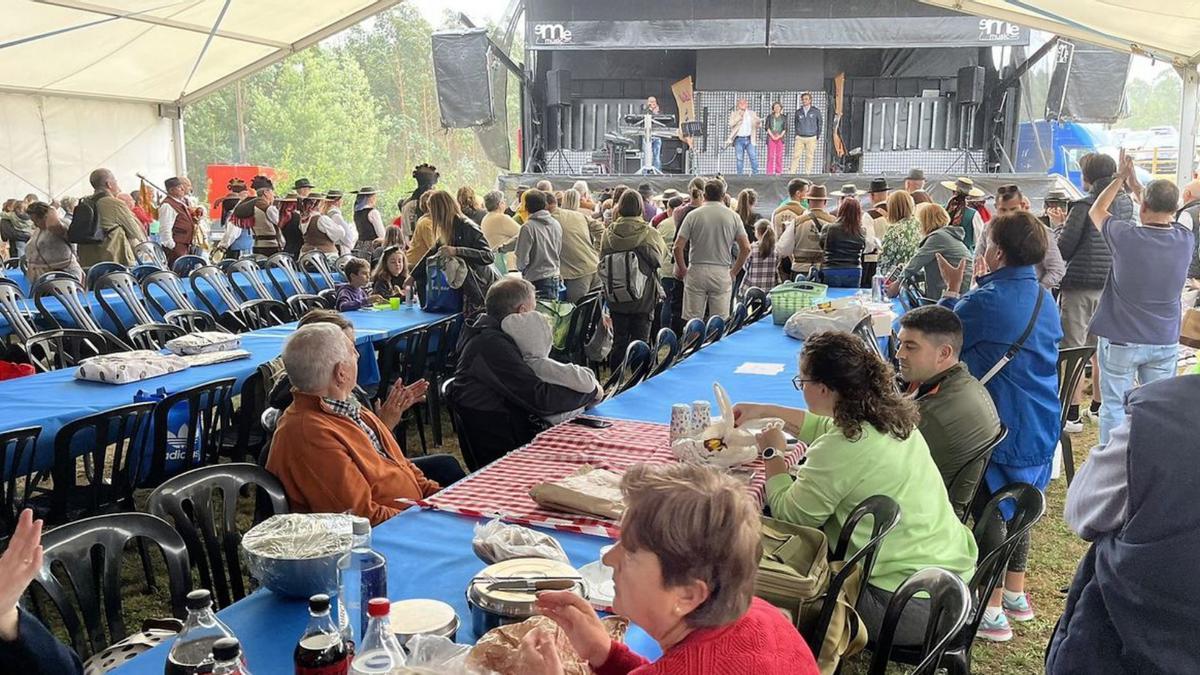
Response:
[534,23,573,45]
[977,19,1020,41]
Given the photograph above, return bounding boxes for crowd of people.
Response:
[2,149,1199,674]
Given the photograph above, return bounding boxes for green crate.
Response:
[767,281,828,325]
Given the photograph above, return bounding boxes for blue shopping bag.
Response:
[424,255,463,313]
[133,387,201,483]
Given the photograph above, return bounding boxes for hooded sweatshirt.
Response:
[599,215,666,315]
[500,311,599,424]
[900,225,974,299]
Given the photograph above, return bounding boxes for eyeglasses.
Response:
[792,376,815,390]
[997,184,1020,197]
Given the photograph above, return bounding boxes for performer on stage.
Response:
[765,102,789,175]
[643,96,663,172]
[726,99,761,176]
[790,92,822,174]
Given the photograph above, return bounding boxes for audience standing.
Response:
[554,190,601,302]
[78,168,146,268]
[516,189,564,300]
[674,180,750,320]
[599,190,666,368]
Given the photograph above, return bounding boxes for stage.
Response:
[497,172,1079,210]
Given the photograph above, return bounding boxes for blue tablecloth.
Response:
[592,289,904,424]
[0,307,452,477]
[110,509,660,674]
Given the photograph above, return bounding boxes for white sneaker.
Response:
[1064,419,1083,434]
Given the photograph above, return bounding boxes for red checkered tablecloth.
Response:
[411,418,798,538]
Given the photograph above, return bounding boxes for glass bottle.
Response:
[349,598,407,674]
[295,594,351,675]
[165,589,238,675]
[337,518,387,647]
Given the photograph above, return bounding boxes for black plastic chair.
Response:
[24,328,124,373]
[148,463,288,609]
[703,315,726,345]
[0,278,39,340]
[226,259,275,303]
[947,425,1009,523]
[141,269,197,317]
[220,364,270,463]
[867,567,972,675]
[743,287,772,324]
[725,301,748,335]
[1057,346,1095,485]
[127,322,186,351]
[134,240,168,268]
[422,316,458,447]
[266,252,311,297]
[377,326,432,454]
[677,317,706,360]
[130,263,161,282]
[287,293,329,319]
[44,402,154,523]
[29,512,191,660]
[299,251,337,291]
[886,483,1046,675]
[853,314,886,360]
[551,292,601,366]
[0,426,42,542]
[335,253,356,273]
[139,378,236,488]
[33,275,103,332]
[171,254,206,278]
[441,377,484,472]
[602,339,652,401]
[902,281,935,310]
[83,261,127,290]
[647,327,679,379]
[806,494,902,660]
[2,256,20,270]
[93,270,157,337]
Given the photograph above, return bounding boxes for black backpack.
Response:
[67,196,103,244]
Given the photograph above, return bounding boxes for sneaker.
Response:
[1063,418,1084,434]
[1003,592,1036,622]
[977,611,1013,642]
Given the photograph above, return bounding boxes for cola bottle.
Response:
[295,594,351,675]
[165,590,239,675]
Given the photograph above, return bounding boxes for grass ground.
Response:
[65,408,1097,674]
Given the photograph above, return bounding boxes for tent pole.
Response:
[1175,65,1199,187]
[172,114,187,176]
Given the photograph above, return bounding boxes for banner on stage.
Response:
[671,76,696,129]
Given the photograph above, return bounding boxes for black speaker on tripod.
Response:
[546,69,572,108]
[956,66,985,106]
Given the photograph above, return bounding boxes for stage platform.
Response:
[497,172,1078,210]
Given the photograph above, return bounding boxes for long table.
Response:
[110,508,660,674]
[0,306,452,477]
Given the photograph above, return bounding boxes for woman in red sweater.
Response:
[520,463,818,675]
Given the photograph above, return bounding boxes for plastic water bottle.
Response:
[165,589,240,675]
[871,272,886,302]
[350,598,407,674]
[337,518,388,648]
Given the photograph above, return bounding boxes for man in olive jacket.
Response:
[77,168,146,268]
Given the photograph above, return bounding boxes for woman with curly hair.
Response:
[733,331,977,646]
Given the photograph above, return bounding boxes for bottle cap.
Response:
[352,517,371,536]
[367,597,390,617]
[211,637,240,662]
[309,594,331,613]
[185,589,213,610]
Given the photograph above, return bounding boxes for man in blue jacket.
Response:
[789,92,822,174]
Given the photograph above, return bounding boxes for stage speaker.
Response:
[547,69,572,108]
[431,28,495,128]
[956,66,985,106]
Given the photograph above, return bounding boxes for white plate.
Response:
[579,560,614,609]
[732,417,786,434]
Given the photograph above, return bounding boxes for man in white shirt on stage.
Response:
[726,99,760,176]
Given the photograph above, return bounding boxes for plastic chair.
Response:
[902,281,935,310]
[377,327,432,454]
[298,251,337,291]
[141,269,197,316]
[2,256,20,270]
[129,263,162,282]
[806,494,902,660]
[226,258,275,302]
[422,315,458,447]
[703,315,726,345]
[677,317,706,360]
[148,463,288,609]
[133,240,168,268]
[191,266,288,331]
[83,261,127,290]
[170,254,206,278]
[335,253,356,273]
[440,377,487,472]
[743,287,772,324]
[551,293,601,366]
[126,322,186,351]
[266,252,310,297]
[853,314,886,360]
[33,275,103,332]
[31,512,191,660]
[1057,346,1096,485]
[140,378,236,488]
[647,327,679,379]
[165,308,226,334]
[867,567,972,675]
[887,483,1046,675]
[24,328,124,373]
[219,362,271,464]
[189,264,245,317]
[0,426,42,542]
[287,293,330,319]
[602,339,652,401]
[44,402,154,523]
[0,278,39,340]
[93,270,157,337]
[947,426,1009,523]
[725,302,748,335]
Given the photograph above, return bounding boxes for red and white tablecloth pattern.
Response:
[410,418,800,539]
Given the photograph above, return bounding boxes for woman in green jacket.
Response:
[599,190,666,369]
[734,331,977,647]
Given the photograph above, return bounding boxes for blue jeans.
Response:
[734,136,758,175]
[650,137,662,171]
[1096,336,1178,444]
[821,267,862,288]
[531,276,561,300]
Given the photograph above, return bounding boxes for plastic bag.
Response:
[783,304,869,341]
[424,254,463,313]
[472,518,569,565]
[240,513,354,598]
[400,634,488,675]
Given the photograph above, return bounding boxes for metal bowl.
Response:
[465,558,586,638]
[240,514,354,598]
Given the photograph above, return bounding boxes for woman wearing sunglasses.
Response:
[733,331,977,646]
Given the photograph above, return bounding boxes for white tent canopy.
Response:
[920,0,1200,185]
[0,0,401,200]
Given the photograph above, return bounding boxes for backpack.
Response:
[599,249,647,304]
[423,254,463,313]
[67,196,103,244]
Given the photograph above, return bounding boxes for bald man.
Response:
[1179,179,1200,287]
[77,168,146,267]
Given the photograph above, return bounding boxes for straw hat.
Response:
[940,177,986,198]
[836,183,863,197]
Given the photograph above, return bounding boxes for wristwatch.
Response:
[761,446,782,461]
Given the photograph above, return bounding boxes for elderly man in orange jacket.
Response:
[268,322,443,524]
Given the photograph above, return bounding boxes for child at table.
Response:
[371,245,407,299]
[501,310,601,424]
[335,257,384,312]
